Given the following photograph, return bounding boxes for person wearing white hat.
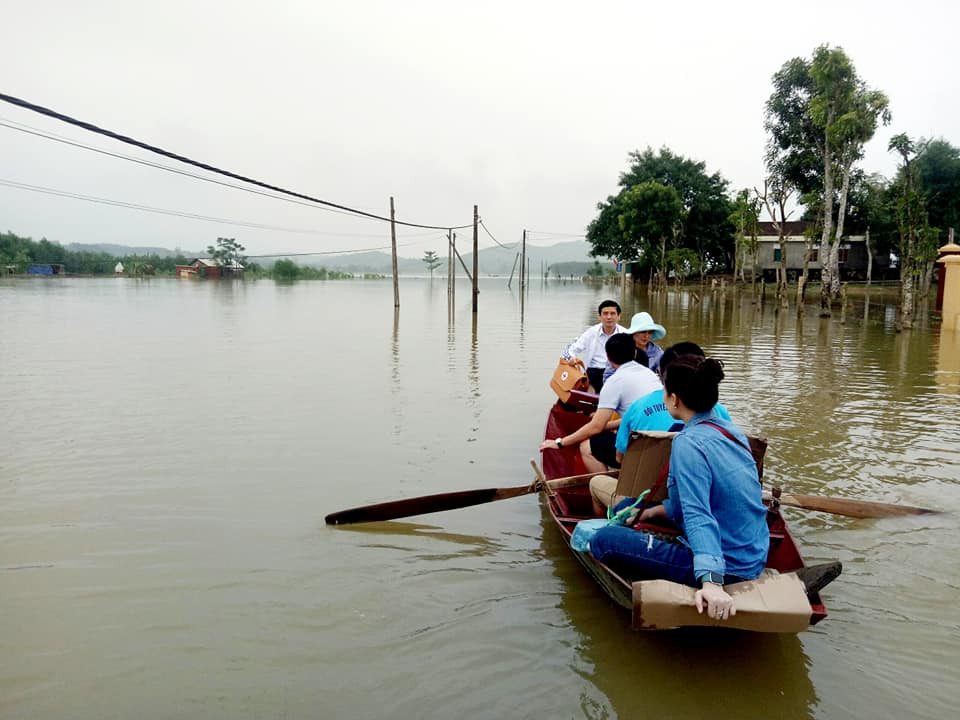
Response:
[625,311,667,372]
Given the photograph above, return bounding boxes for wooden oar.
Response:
[325,466,612,525]
[765,488,939,519]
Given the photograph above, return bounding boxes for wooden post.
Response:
[390,196,399,308]
[520,229,527,296]
[472,205,479,313]
[507,252,519,288]
[447,228,453,297]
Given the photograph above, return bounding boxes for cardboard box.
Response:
[632,572,812,632]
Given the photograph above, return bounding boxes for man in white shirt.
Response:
[563,300,628,392]
[542,333,661,473]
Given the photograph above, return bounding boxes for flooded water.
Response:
[2,276,958,719]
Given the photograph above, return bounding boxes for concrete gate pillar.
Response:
[940,254,960,332]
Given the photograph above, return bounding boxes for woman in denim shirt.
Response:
[590,355,769,622]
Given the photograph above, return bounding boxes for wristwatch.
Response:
[555,437,564,448]
[701,572,725,586]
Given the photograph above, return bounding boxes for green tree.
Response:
[618,147,733,274]
[845,171,897,284]
[586,147,734,279]
[665,247,701,285]
[206,237,246,271]
[766,45,890,314]
[728,189,760,284]
[273,258,299,280]
[422,250,441,278]
[914,139,960,234]
[889,134,934,330]
[617,182,684,286]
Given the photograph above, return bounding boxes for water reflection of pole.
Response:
[937,324,960,396]
[391,306,400,387]
[469,311,480,418]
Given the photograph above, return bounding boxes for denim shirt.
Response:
[660,411,769,581]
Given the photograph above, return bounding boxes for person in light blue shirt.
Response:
[613,342,730,459]
[590,354,768,624]
[590,342,731,515]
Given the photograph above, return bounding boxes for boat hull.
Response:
[540,400,829,631]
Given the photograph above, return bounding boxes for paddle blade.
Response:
[775,491,939,519]
[325,485,534,525]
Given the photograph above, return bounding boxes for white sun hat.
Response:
[625,312,666,341]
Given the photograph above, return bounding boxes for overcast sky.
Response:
[2,1,958,259]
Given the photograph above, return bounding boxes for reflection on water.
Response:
[937,327,960,395]
[333,520,504,555]
[538,503,817,720]
[2,277,959,719]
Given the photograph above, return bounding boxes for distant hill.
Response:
[260,240,601,276]
[65,243,200,258]
[64,239,604,275]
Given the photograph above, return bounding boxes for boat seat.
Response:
[616,430,769,502]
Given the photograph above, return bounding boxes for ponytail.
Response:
[663,355,724,412]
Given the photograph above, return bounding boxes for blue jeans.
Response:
[590,526,748,587]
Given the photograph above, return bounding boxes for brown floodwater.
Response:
[1,276,958,719]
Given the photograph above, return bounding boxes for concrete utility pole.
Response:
[390,196,399,309]
[472,205,479,313]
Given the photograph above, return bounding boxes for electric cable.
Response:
[0,177,435,239]
[0,92,473,230]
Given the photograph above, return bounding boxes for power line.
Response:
[0,92,473,231]
[0,118,368,220]
[0,177,437,239]
[478,219,518,250]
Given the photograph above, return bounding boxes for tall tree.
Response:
[754,177,795,308]
[888,134,933,330]
[728,189,760,285]
[766,45,890,315]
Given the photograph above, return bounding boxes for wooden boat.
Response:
[540,392,831,632]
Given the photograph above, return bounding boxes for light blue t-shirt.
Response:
[615,389,731,455]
